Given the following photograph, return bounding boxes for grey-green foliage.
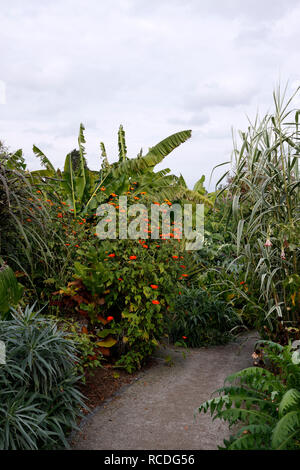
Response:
[0,304,86,449]
[198,341,300,450]
[217,85,300,327]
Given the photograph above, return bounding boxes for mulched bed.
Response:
[79,358,158,412]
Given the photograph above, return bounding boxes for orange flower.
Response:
[101,187,106,191]
[152,300,160,305]
[150,285,158,289]
[75,244,79,248]
[57,212,63,218]
[182,336,187,340]
[172,255,178,259]
[26,218,32,222]
[107,316,114,322]
[129,255,137,260]
[108,253,116,258]
[142,244,148,248]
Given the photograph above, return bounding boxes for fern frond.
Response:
[226,424,272,450]
[272,410,300,449]
[278,389,300,418]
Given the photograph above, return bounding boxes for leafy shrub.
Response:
[198,341,300,450]
[56,237,196,372]
[167,287,241,347]
[0,305,85,449]
[57,317,103,375]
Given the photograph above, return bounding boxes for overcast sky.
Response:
[1,0,300,189]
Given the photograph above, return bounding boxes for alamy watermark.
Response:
[0,81,6,105]
[95,197,204,250]
[0,341,6,365]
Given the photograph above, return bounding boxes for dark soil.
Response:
[79,366,137,412]
[79,358,158,412]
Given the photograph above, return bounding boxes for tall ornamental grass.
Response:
[218,86,300,337]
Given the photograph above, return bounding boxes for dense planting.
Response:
[0,87,299,449]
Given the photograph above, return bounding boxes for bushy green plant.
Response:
[198,341,300,450]
[56,236,196,372]
[0,304,85,449]
[167,287,241,347]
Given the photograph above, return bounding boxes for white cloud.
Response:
[0,0,300,189]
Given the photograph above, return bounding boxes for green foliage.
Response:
[57,237,195,372]
[167,287,240,347]
[198,341,300,449]
[215,87,300,337]
[0,304,85,449]
[57,318,103,375]
[0,260,23,319]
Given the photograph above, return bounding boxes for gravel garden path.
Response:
[72,332,258,450]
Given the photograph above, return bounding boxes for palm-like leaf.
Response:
[33,145,56,173]
[111,130,192,178]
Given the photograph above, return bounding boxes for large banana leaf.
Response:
[33,145,56,174]
[111,130,192,178]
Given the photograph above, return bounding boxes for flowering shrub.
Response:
[56,237,195,372]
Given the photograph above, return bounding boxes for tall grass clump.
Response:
[217,85,300,340]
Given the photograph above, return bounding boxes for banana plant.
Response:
[31,124,213,216]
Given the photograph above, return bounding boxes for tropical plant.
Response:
[0,304,85,449]
[198,341,300,450]
[32,125,212,218]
